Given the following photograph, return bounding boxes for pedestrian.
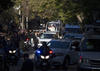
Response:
[20,53,34,71]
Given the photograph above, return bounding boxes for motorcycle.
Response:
[35,49,53,69]
[24,38,35,50]
[24,38,31,50]
[5,47,20,66]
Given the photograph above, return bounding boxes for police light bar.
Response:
[36,50,41,54]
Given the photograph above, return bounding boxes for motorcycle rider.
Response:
[39,42,51,55]
[20,53,34,71]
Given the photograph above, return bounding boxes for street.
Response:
[10,62,77,71]
[9,49,77,71]
[0,0,100,71]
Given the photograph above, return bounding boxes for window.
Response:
[48,41,70,49]
[40,34,55,39]
[81,39,100,51]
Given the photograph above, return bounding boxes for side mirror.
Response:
[71,40,80,51]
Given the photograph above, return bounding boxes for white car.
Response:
[38,32,57,46]
[47,39,79,68]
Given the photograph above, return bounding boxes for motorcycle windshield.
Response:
[39,48,50,56]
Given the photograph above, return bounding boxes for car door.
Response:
[48,41,69,63]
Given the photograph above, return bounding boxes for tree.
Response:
[0,8,18,32]
[0,0,14,13]
[14,0,100,27]
[0,0,19,33]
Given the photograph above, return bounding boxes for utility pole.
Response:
[18,5,22,30]
[25,0,29,30]
[14,5,23,30]
[21,0,29,30]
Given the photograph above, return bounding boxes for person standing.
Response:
[20,53,34,71]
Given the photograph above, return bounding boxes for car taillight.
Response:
[36,50,41,54]
[26,38,29,41]
[49,50,53,54]
[79,56,82,63]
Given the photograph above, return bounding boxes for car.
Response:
[38,32,58,46]
[47,39,80,68]
[77,37,100,71]
[63,33,83,40]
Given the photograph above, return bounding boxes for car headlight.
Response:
[9,50,12,53]
[45,55,50,59]
[41,55,45,59]
[13,50,16,53]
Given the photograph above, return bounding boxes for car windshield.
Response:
[64,34,72,39]
[82,39,100,51]
[47,41,70,49]
[40,34,55,39]
[65,28,82,34]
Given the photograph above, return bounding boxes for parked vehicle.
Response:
[73,24,100,71]
[77,37,100,71]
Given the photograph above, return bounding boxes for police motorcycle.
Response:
[6,47,20,65]
[34,47,53,69]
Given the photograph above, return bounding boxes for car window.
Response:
[81,39,100,51]
[40,34,55,39]
[48,41,70,48]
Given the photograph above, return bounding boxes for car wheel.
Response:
[63,58,69,69]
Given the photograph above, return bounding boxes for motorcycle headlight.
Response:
[24,41,27,43]
[41,55,45,59]
[9,50,12,53]
[13,50,16,53]
[45,55,50,59]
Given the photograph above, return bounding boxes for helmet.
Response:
[42,42,47,46]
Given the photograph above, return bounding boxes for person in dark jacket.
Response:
[38,42,51,55]
[20,53,34,71]
[40,42,51,51]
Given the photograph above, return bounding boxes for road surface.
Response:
[9,50,77,71]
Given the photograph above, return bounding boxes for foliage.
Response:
[0,0,14,13]
[0,8,18,32]
[1,0,100,31]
